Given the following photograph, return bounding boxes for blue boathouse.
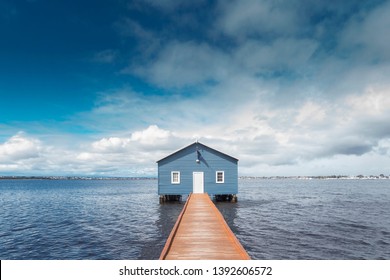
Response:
[157,141,239,202]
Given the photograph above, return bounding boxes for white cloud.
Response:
[340,1,390,61]
[132,41,230,88]
[374,138,390,156]
[216,0,300,39]
[130,125,172,145]
[82,81,390,176]
[92,137,130,153]
[346,87,390,117]
[73,125,183,175]
[234,38,318,75]
[130,36,318,90]
[295,101,327,127]
[3,1,390,177]
[0,132,42,161]
[2,100,390,177]
[90,125,173,153]
[0,127,174,176]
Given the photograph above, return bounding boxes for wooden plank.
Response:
[159,193,192,260]
[160,193,250,260]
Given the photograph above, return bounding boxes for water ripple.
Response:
[1,179,389,259]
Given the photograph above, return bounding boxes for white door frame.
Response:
[193,172,204,193]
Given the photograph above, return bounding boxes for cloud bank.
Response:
[1,0,390,176]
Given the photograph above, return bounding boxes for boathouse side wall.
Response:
[157,142,238,195]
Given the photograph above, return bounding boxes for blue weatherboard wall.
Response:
[157,142,238,195]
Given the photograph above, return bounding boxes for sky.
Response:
[1,0,390,177]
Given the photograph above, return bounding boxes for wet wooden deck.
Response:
[160,193,250,260]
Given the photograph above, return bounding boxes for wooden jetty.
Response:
[160,193,250,260]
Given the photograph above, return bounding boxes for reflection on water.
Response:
[215,201,239,233]
[140,200,184,259]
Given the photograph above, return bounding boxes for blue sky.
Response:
[1,0,390,176]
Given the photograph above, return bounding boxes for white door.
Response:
[193,172,204,193]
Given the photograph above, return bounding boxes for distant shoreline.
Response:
[1,175,389,180]
[240,175,390,180]
[0,176,157,180]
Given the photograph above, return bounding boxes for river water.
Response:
[0,178,389,259]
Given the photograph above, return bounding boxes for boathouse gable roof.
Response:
[156,141,238,164]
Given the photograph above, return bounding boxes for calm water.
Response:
[0,178,389,259]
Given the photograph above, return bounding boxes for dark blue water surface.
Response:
[1,178,389,259]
